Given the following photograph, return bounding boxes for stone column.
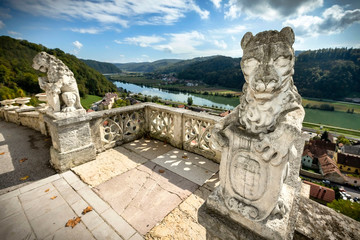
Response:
[198,27,307,240]
[44,111,96,172]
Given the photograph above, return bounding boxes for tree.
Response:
[327,199,360,221]
[337,135,351,145]
[321,131,329,142]
[187,96,193,106]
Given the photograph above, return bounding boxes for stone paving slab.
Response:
[95,161,199,235]
[151,149,219,185]
[122,138,174,160]
[72,146,148,187]
[0,171,142,240]
[145,186,213,240]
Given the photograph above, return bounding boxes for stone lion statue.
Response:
[32,52,83,113]
[210,27,305,222]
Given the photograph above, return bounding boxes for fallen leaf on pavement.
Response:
[82,206,93,215]
[65,217,81,228]
[182,155,188,159]
[50,196,57,200]
[0,152,5,155]
[20,176,29,180]
[45,189,50,192]
[159,169,165,173]
[19,158,28,163]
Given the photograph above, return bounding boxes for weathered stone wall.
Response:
[300,169,324,180]
[294,196,360,240]
[19,111,41,132]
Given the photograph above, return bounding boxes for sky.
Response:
[0,0,359,63]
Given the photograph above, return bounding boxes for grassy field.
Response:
[302,98,360,114]
[304,108,360,131]
[80,95,102,109]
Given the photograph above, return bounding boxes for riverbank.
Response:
[108,74,242,97]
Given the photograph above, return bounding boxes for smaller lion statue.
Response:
[32,52,83,113]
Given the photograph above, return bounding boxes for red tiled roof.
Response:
[303,181,335,203]
[302,149,313,158]
[337,153,360,168]
[318,154,342,176]
[220,110,231,117]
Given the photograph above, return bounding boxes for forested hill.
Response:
[0,36,116,100]
[81,59,122,74]
[115,59,182,72]
[294,48,360,99]
[172,48,360,100]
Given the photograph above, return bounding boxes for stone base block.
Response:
[50,144,96,172]
[200,184,299,240]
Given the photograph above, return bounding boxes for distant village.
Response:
[301,132,360,204]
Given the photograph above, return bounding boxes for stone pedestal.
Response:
[44,110,96,172]
[200,183,300,240]
[199,27,308,240]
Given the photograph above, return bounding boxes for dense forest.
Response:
[177,56,243,89]
[0,36,117,100]
[294,48,360,99]
[115,59,182,72]
[171,48,360,99]
[81,59,122,74]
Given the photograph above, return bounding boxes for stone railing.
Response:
[87,103,221,163]
[0,98,48,135]
[1,100,221,163]
[87,104,146,152]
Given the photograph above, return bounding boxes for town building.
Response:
[303,180,335,203]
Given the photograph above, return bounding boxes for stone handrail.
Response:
[1,100,221,163]
[86,102,221,163]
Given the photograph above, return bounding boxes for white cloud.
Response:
[0,20,4,29]
[211,0,222,9]
[209,25,246,35]
[153,31,205,54]
[224,0,323,20]
[7,31,21,38]
[9,0,209,28]
[0,7,11,18]
[284,5,360,37]
[72,40,83,53]
[119,35,166,47]
[70,27,104,34]
[213,40,227,49]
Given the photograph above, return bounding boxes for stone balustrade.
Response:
[87,102,221,163]
[1,100,221,164]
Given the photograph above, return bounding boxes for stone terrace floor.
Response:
[0,138,220,240]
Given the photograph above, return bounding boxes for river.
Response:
[114,81,360,130]
[114,81,240,110]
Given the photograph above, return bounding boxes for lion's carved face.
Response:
[240,28,295,101]
[241,42,294,100]
[32,52,50,73]
[239,27,301,134]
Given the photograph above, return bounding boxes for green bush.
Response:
[327,199,360,222]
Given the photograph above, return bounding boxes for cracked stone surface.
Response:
[122,139,174,160]
[94,161,199,235]
[145,186,213,240]
[72,146,148,187]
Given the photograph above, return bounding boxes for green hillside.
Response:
[169,49,360,100]
[0,36,117,100]
[81,59,122,74]
[114,59,182,72]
